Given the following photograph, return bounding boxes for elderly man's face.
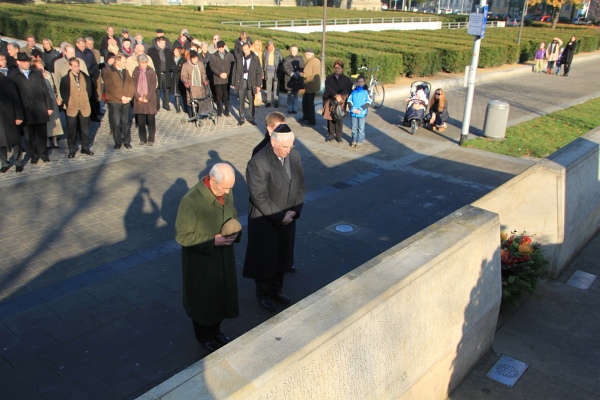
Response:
[201,44,208,53]
[271,133,295,159]
[65,47,76,59]
[107,27,114,37]
[135,34,143,43]
[86,39,94,50]
[27,37,35,48]
[210,174,235,196]
[17,60,30,71]
[76,40,86,52]
[290,47,298,57]
[134,44,145,55]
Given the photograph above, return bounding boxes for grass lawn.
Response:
[463,97,600,158]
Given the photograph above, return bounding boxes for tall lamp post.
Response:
[321,0,327,91]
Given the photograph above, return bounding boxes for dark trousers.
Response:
[192,320,221,342]
[24,123,48,160]
[156,73,170,110]
[327,118,344,140]
[237,81,255,121]
[563,62,572,76]
[108,102,131,145]
[90,80,100,119]
[136,114,156,143]
[214,84,230,117]
[255,271,285,299]
[0,144,22,167]
[66,113,91,152]
[302,92,316,124]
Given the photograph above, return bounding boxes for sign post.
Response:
[460,3,487,145]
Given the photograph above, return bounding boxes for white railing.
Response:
[221,17,440,27]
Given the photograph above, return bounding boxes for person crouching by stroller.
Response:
[534,42,546,73]
[347,75,372,148]
[427,88,449,132]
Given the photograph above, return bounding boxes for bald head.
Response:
[209,163,235,196]
[134,44,145,56]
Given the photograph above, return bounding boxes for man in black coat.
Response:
[148,37,175,111]
[0,73,24,172]
[231,43,262,126]
[209,41,235,118]
[151,29,172,51]
[243,124,305,311]
[233,31,252,60]
[9,52,53,164]
[282,45,304,115]
[99,25,119,58]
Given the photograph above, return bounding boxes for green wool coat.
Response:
[175,181,240,325]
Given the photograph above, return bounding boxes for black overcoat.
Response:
[562,40,577,64]
[9,68,52,125]
[147,46,175,89]
[232,53,262,90]
[283,55,305,92]
[243,144,305,279]
[0,73,24,147]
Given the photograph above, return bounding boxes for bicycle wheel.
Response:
[371,83,385,109]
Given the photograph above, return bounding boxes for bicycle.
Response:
[357,66,385,109]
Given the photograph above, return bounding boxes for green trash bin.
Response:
[483,100,510,139]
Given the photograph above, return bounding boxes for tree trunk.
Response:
[551,7,559,29]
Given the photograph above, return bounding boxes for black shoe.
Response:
[292,111,298,114]
[274,102,279,108]
[124,143,132,149]
[325,136,334,142]
[287,265,296,273]
[273,292,291,304]
[81,149,94,156]
[249,120,256,125]
[16,165,23,173]
[1,166,10,173]
[41,157,50,162]
[202,340,222,353]
[91,117,102,122]
[259,297,276,311]
[298,117,307,122]
[31,158,39,164]
[164,106,171,111]
[68,152,76,159]
[114,144,122,149]
[53,144,60,149]
[265,102,271,107]
[335,138,343,143]
[215,332,232,345]
[237,119,245,126]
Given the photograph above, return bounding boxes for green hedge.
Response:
[1,4,599,83]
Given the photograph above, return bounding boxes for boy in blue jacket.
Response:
[347,75,372,148]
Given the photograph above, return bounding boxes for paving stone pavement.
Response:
[0,54,598,400]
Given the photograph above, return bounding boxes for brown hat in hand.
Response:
[221,218,242,237]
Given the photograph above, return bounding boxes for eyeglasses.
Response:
[435,92,441,96]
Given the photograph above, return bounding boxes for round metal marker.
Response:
[335,224,354,233]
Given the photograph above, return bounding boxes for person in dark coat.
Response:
[9,52,53,164]
[170,46,187,113]
[282,45,304,115]
[233,31,252,60]
[131,56,158,146]
[175,162,241,353]
[99,25,119,58]
[562,35,577,77]
[41,38,61,73]
[60,58,94,158]
[151,29,172,50]
[232,43,262,126]
[147,36,174,111]
[322,59,353,143]
[243,124,305,311]
[209,41,235,118]
[0,73,24,172]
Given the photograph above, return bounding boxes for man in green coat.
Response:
[175,163,241,352]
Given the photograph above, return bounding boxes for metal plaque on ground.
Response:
[486,355,529,388]
[566,270,597,290]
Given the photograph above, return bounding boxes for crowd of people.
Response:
[533,35,578,76]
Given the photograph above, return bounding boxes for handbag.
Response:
[331,101,347,120]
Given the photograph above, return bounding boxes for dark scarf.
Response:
[242,54,251,74]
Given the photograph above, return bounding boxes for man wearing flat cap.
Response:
[9,52,54,165]
[152,29,172,50]
[175,162,241,353]
[244,124,305,311]
[209,41,235,118]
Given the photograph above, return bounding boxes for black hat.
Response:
[31,48,42,57]
[305,48,314,53]
[217,40,225,48]
[156,29,164,33]
[16,52,32,62]
[273,123,292,133]
[173,41,183,49]
[189,50,198,58]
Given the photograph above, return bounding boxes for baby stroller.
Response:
[403,81,431,134]
[180,87,218,127]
